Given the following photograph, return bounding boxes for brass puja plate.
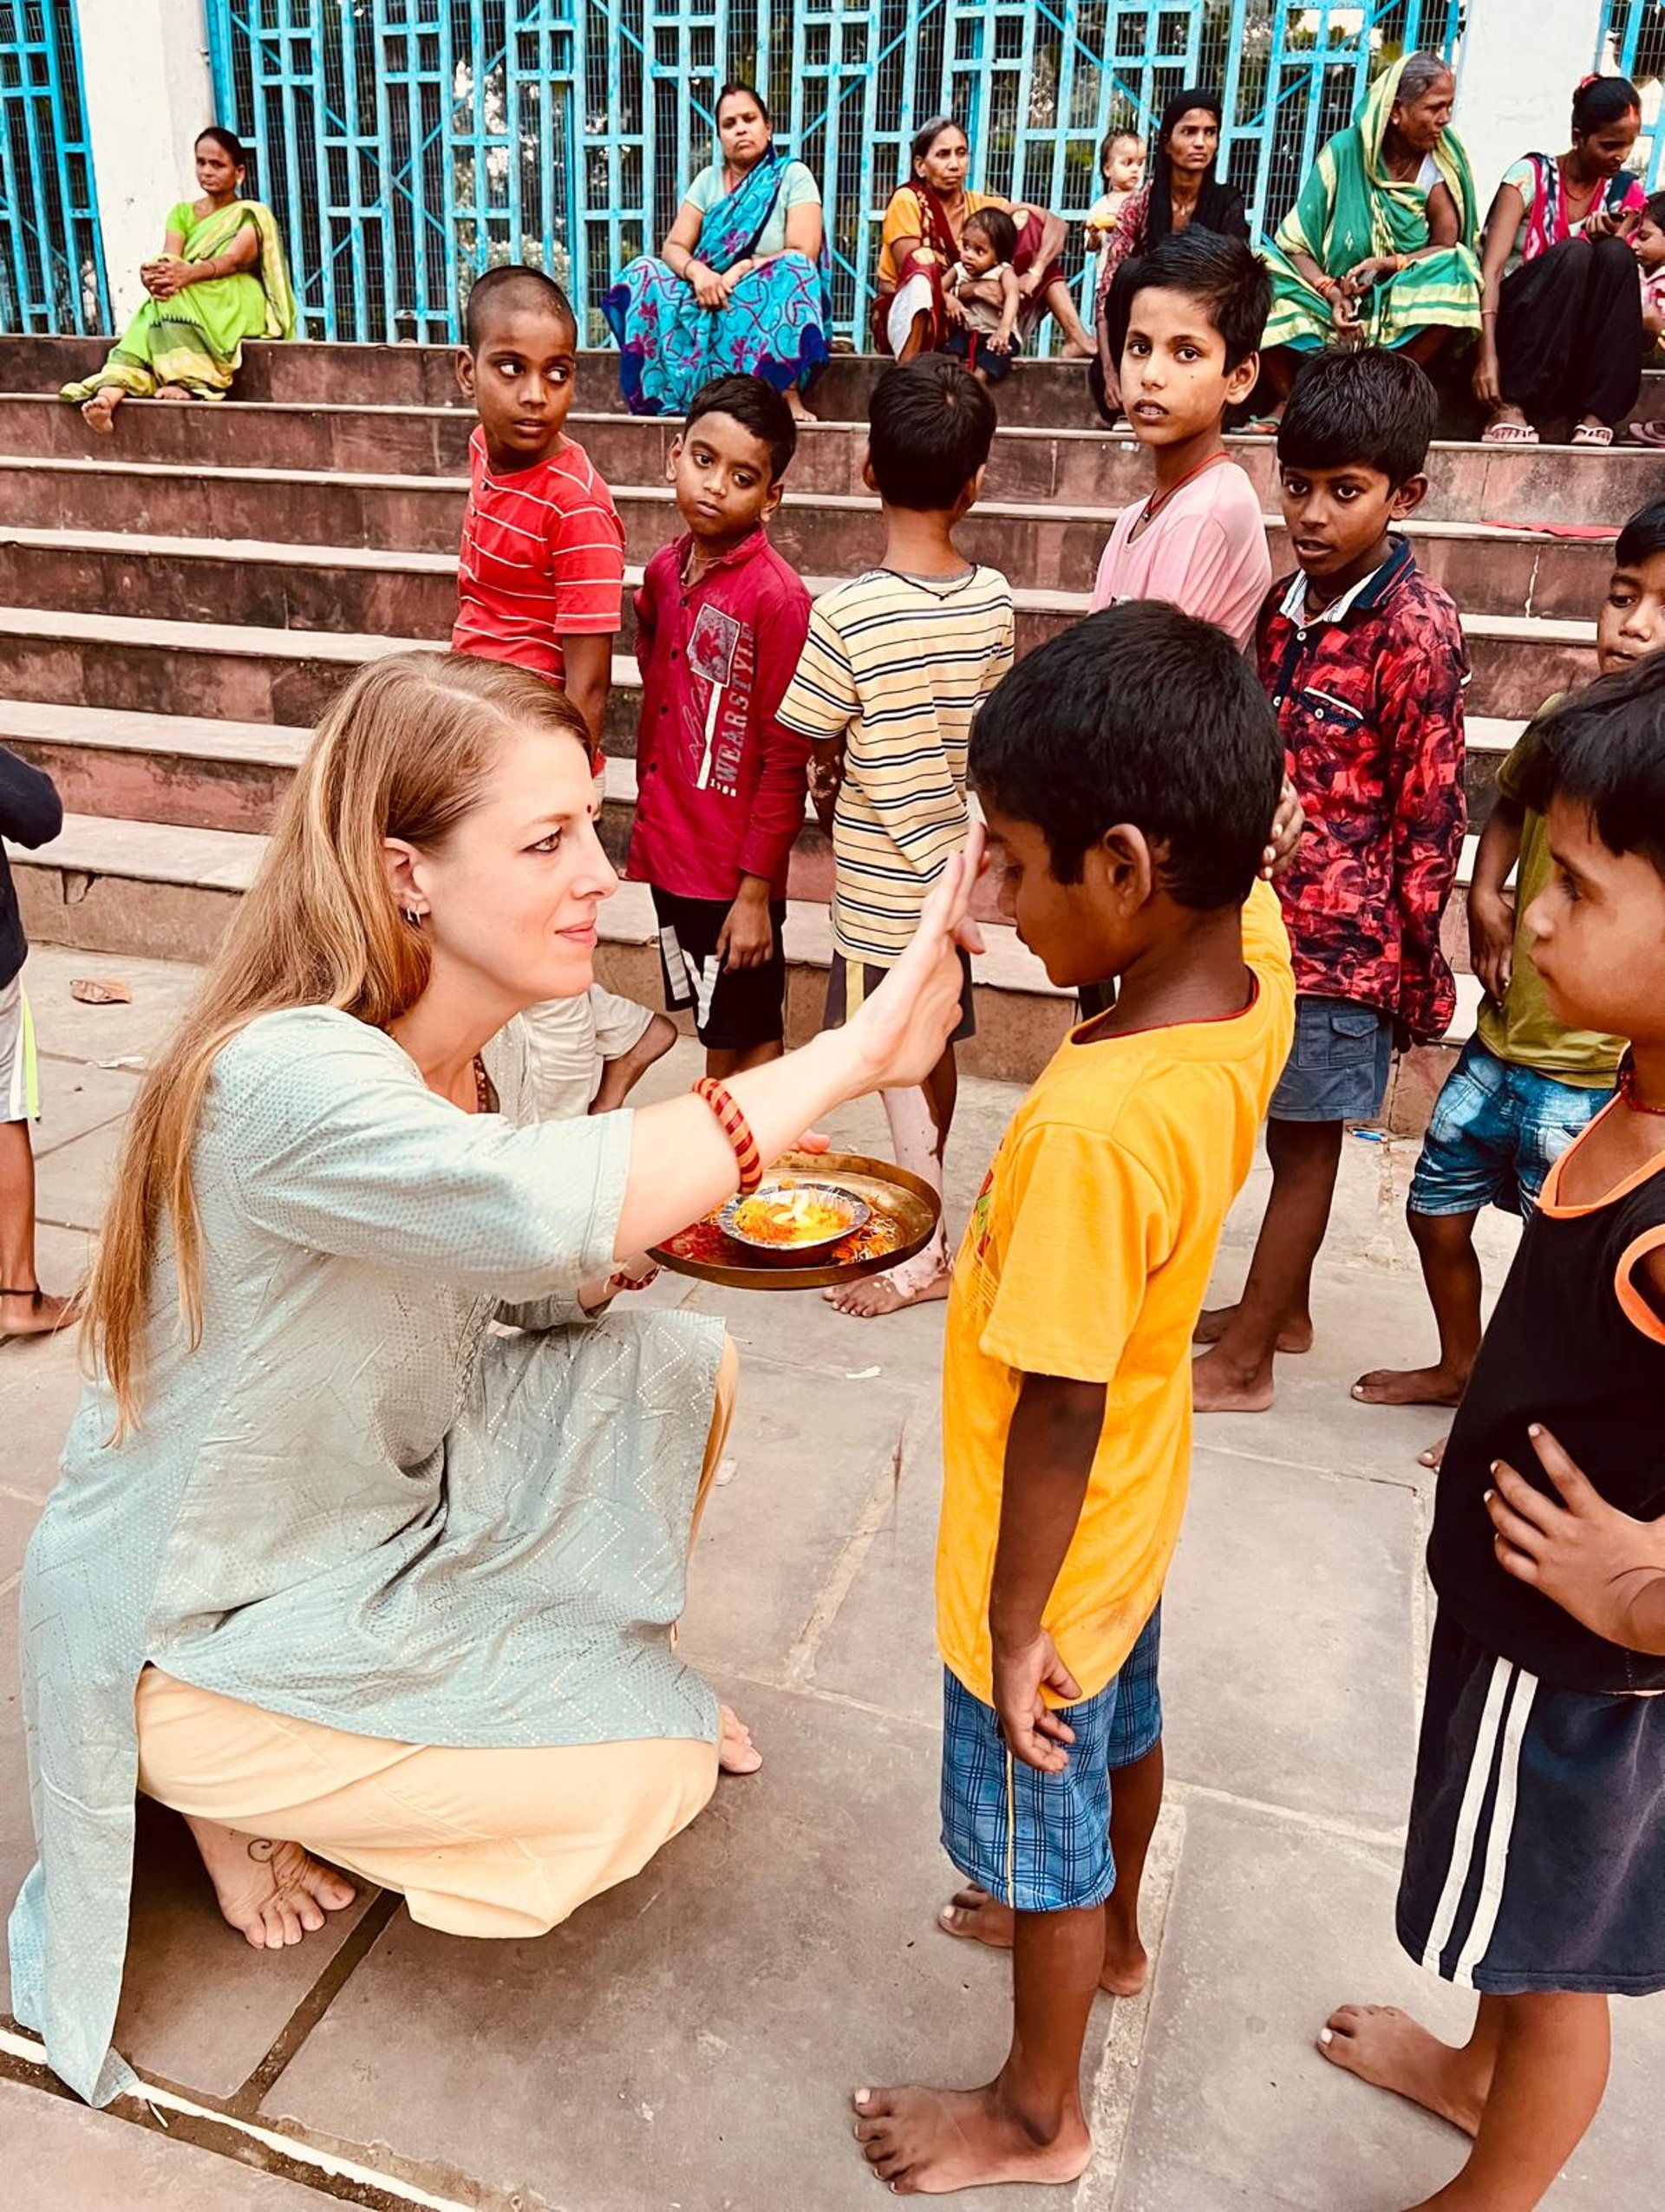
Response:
[650,1151,942,1291]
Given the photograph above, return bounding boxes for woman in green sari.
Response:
[1259,52,1480,403]
[61,127,296,434]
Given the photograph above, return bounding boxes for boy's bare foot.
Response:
[1419,1432,1451,1471]
[1318,2004,1492,2137]
[823,1262,950,1319]
[80,388,121,434]
[786,389,816,422]
[1193,1302,1311,1353]
[937,1886,1147,1995]
[183,1814,356,1950]
[0,1286,76,1340]
[1189,1342,1276,1413]
[155,383,193,401]
[719,1704,762,1775]
[852,2082,1092,2193]
[1352,1362,1469,1408]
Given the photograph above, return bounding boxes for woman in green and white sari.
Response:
[1259,51,1480,404]
[61,127,296,434]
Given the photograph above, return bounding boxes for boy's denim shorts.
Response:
[940,1604,1162,1914]
[1408,1034,1612,1220]
[1270,993,1394,1125]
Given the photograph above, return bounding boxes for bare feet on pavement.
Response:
[1194,1302,1312,1354]
[1351,1362,1469,1409]
[0,1286,77,1341]
[823,1255,950,1319]
[719,1704,762,1775]
[184,1814,356,1949]
[1189,1341,1276,1413]
[852,2082,1093,2194]
[1318,2004,1492,2137]
[937,1885,1147,1995]
[1419,1432,1450,1471]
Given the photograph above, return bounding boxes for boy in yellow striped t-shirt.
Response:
[779,356,1014,1316]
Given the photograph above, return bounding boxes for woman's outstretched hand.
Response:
[844,827,986,1093]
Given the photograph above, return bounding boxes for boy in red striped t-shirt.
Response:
[453,266,626,754]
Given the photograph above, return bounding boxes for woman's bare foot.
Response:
[1190,1341,1276,1413]
[1419,1432,1450,1471]
[0,1286,76,1340]
[1061,335,1095,361]
[1318,2004,1492,2137]
[1352,1362,1469,1409]
[937,1886,1147,1995]
[1194,1302,1311,1354]
[80,387,123,435]
[718,1704,762,1775]
[786,388,816,422]
[852,2082,1092,2193]
[155,382,193,401]
[183,1814,356,1950]
[823,1255,950,1319]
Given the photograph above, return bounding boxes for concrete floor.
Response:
[3,941,1662,2210]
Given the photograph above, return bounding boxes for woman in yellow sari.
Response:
[60,128,296,434]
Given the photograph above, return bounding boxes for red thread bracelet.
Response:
[694,1077,764,1195]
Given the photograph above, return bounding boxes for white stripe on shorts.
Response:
[1419,1654,1538,1986]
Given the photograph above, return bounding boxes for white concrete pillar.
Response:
[78,0,217,326]
[1455,0,1605,216]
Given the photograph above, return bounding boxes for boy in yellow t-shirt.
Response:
[853,603,1296,2196]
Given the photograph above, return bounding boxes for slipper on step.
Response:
[1626,419,1665,447]
[1480,420,1538,446]
[1570,422,1615,447]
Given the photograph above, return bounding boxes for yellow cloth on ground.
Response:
[936,882,1296,1706]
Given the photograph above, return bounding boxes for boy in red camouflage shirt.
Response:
[1193,348,1466,1414]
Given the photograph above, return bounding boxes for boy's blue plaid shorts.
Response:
[940,1603,1163,1913]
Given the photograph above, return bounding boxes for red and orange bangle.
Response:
[694,1077,764,1195]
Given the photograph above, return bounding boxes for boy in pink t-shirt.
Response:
[1088,230,1272,649]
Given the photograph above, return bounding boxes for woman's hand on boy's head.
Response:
[1486,1426,1665,1655]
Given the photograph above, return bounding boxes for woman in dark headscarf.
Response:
[1091,88,1249,419]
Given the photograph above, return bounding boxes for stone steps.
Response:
[15,331,1665,436]
[0,594,1590,741]
[0,505,1616,633]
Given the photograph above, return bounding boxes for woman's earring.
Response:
[402,907,423,928]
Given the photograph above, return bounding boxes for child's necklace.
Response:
[1139,448,1231,529]
[1617,1048,1665,1117]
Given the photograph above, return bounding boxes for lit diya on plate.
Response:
[650,1152,942,1291]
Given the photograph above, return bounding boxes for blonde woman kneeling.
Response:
[8,653,978,2108]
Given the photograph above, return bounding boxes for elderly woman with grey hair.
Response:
[1257,50,1481,396]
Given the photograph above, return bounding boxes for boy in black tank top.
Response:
[1316,656,1665,2209]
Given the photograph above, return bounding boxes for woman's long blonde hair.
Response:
[85,651,590,1433]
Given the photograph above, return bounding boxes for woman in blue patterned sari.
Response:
[604,82,828,419]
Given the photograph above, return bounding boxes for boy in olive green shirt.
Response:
[1354,497,1665,1431]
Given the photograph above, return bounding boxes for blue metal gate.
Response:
[0,0,108,333]
[206,0,1460,349]
[1596,1,1665,189]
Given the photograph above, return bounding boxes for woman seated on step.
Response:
[871,115,1097,364]
[1090,86,1250,422]
[604,82,828,421]
[59,127,295,435]
[1472,73,1648,447]
[7,650,976,2111]
[1257,50,1480,413]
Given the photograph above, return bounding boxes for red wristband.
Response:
[694,1077,764,1196]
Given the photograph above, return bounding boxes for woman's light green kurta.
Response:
[9,1007,724,2107]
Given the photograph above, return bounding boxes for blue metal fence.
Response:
[1596,1,1665,189]
[205,0,1460,349]
[0,0,108,332]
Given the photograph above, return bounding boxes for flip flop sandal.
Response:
[1570,423,1615,447]
[1480,419,1538,445]
[1626,419,1665,447]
